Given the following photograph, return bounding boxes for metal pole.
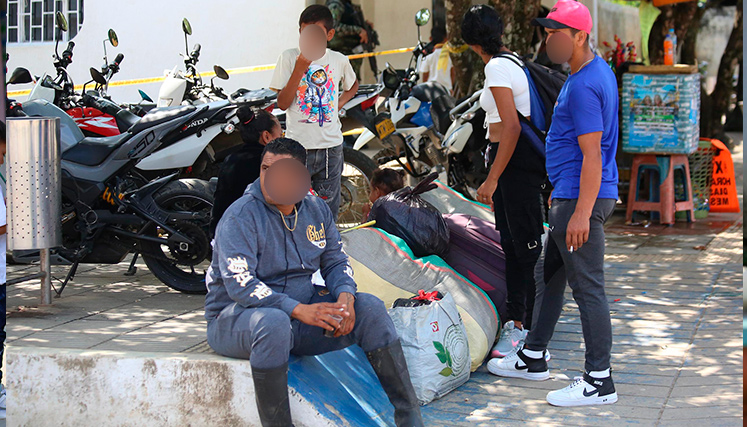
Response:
[40,249,52,305]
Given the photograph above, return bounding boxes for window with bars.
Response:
[7,0,84,43]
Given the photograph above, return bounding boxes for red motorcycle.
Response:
[20,14,146,138]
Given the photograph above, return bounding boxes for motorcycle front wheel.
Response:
[140,179,214,294]
[338,147,376,229]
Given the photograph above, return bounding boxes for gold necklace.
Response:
[279,206,299,231]
[574,55,595,74]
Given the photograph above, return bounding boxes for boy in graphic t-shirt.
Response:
[270,4,359,220]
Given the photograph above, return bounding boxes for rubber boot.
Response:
[366,339,424,427]
[251,363,294,427]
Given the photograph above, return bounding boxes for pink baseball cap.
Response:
[532,0,593,34]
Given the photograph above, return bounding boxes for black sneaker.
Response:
[546,371,618,407]
[487,349,550,381]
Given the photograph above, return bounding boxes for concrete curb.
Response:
[6,346,343,427]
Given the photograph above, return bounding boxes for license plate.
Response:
[375,118,395,139]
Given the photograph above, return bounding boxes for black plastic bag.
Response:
[369,172,450,258]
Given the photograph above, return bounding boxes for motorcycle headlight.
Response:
[158,98,173,108]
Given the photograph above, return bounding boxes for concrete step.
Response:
[8,345,397,427]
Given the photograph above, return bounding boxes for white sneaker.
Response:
[501,342,552,362]
[487,349,550,381]
[491,321,526,358]
[546,372,618,407]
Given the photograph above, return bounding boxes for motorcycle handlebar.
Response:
[61,41,75,64]
[113,53,124,66]
[191,44,201,59]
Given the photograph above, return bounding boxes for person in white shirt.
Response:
[462,5,547,361]
[418,26,455,92]
[270,5,359,220]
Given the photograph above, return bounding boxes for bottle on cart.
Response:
[664,29,677,65]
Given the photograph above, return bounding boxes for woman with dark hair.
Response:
[362,167,406,219]
[210,107,283,236]
[461,4,547,361]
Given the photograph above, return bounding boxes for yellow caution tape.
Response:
[7,47,417,97]
[342,127,366,136]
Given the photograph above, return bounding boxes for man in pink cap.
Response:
[487,0,620,407]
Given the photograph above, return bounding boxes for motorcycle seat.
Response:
[128,104,196,134]
[61,132,131,166]
[411,81,451,103]
[115,109,141,133]
[357,84,381,95]
[82,91,142,133]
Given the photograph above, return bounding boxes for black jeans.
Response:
[487,142,546,329]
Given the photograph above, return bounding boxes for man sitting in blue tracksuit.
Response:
[205,138,423,427]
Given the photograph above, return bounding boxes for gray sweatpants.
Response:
[207,289,398,369]
[524,198,616,372]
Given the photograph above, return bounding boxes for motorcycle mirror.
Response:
[90,67,107,86]
[213,65,229,80]
[8,67,33,85]
[182,18,193,36]
[414,8,431,27]
[56,11,68,32]
[138,89,153,103]
[108,29,119,47]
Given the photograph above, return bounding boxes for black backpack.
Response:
[496,52,567,132]
[494,53,567,160]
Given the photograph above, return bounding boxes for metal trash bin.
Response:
[6,117,62,304]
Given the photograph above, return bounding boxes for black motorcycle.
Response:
[11,89,278,295]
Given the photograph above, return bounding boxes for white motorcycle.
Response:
[350,11,455,176]
[157,18,230,107]
[352,8,492,200]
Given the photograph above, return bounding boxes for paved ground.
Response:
[5,141,743,426]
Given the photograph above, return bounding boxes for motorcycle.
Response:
[12,86,277,295]
[11,13,274,181]
[157,18,230,107]
[440,89,491,200]
[155,18,273,179]
[353,8,489,200]
[20,12,141,138]
[352,10,452,174]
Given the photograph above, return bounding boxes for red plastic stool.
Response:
[626,154,695,225]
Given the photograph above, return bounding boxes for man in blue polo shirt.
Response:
[488,0,619,407]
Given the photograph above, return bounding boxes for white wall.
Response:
[8,0,307,103]
[357,0,432,83]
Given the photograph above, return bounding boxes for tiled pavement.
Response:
[5,143,743,425]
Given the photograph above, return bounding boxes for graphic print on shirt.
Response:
[297,65,335,127]
[306,223,327,249]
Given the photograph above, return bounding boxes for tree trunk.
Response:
[702,0,742,139]
[648,2,700,65]
[445,0,484,98]
[489,0,542,54]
